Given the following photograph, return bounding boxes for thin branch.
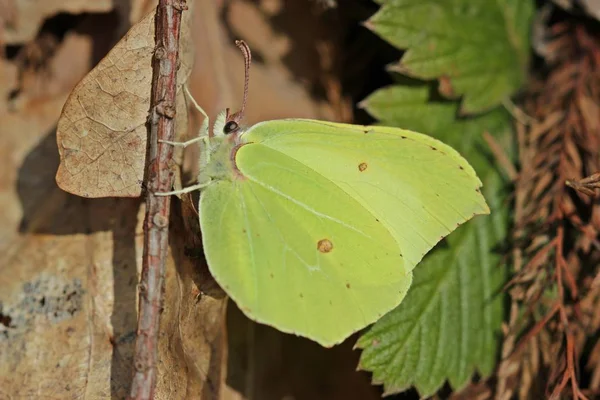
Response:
[129,1,187,399]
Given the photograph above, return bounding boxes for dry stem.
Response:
[129,1,187,399]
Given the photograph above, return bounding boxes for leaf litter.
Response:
[497,16,600,400]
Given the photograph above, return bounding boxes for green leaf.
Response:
[356,85,510,396]
[367,0,534,113]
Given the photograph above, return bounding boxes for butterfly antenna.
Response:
[229,40,251,123]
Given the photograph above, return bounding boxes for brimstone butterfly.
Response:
[159,41,489,347]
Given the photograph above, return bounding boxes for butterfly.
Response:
[159,40,488,347]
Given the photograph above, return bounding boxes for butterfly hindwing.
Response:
[200,142,410,346]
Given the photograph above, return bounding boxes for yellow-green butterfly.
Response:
[159,41,489,347]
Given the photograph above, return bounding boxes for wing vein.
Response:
[246,174,373,239]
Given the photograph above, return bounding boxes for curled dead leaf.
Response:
[55,8,193,198]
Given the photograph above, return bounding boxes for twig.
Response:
[129,1,187,399]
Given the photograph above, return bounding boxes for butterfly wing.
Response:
[240,119,489,270]
[200,143,411,347]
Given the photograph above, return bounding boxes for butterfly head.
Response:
[213,108,242,138]
[224,107,243,135]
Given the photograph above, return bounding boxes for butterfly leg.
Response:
[156,85,214,196]
[154,180,212,196]
[184,85,212,166]
[183,84,208,120]
[159,135,205,147]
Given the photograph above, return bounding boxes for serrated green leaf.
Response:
[367,0,534,113]
[356,85,510,396]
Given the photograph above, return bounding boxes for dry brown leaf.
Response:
[55,8,193,198]
[4,0,112,44]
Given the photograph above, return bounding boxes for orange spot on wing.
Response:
[317,239,333,253]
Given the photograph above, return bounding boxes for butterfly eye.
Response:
[224,121,239,134]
